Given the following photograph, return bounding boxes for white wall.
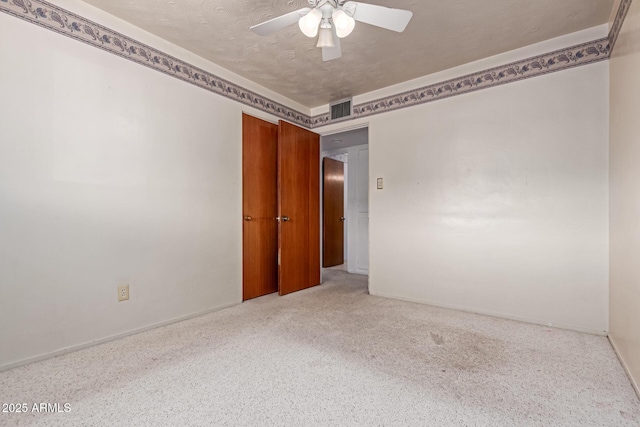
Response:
[609,0,640,394]
[368,64,609,334]
[315,28,610,334]
[0,5,286,368]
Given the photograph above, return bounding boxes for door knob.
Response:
[281,216,290,222]
[340,217,346,222]
[244,216,252,221]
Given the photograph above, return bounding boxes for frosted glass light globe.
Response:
[332,9,355,38]
[298,8,322,38]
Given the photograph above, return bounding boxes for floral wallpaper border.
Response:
[310,0,633,127]
[609,0,633,53]
[0,0,633,129]
[0,0,312,128]
[310,37,611,127]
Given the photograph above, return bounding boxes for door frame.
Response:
[319,124,370,278]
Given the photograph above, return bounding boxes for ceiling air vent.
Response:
[330,98,353,122]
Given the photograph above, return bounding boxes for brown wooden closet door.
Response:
[278,121,321,296]
[242,114,278,301]
[323,158,345,267]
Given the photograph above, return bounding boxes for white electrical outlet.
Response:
[118,285,129,302]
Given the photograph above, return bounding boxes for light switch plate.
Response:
[377,178,383,190]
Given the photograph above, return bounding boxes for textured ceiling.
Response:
[321,127,368,151]
[80,0,614,108]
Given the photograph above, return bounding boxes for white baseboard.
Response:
[0,301,240,372]
[609,336,640,400]
[368,290,607,336]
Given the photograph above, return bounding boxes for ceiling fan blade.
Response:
[344,1,413,33]
[250,8,311,36]
[322,26,342,62]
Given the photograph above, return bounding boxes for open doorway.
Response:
[320,127,369,276]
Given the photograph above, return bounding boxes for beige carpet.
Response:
[1,270,639,426]
[325,262,348,272]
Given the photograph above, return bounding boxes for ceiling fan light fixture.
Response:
[316,27,335,48]
[332,9,355,38]
[250,2,414,62]
[298,8,322,38]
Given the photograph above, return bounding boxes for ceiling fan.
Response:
[250,0,413,62]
